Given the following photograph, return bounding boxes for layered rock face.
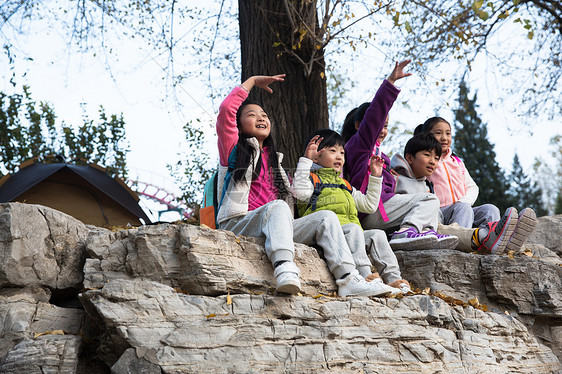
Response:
[0,202,560,373]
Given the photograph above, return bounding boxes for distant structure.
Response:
[0,159,151,227]
[125,180,192,221]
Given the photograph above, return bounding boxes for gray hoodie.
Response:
[389,153,433,195]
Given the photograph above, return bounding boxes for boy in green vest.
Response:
[292,129,411,294]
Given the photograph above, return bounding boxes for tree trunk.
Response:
[238,0,329,172]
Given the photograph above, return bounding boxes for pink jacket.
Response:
[216,85,280,213]
[427,149,478,208]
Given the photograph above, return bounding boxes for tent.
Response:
[0,160,151,227]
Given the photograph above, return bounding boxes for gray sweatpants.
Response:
[342,224,402,284]
[362,193,440,233]
[440,202,500,229]
[220,200,357,279]
[342,223,371,279]
[364,229,402,284]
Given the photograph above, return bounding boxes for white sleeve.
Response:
[458,168,478,205]
[291,157,314,202]
[352,175,382,214]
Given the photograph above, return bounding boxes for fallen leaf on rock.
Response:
[227,292,232,305]
[468,297,480,307]
[507,250,515,259]
[34,330,65,338]
[522,249,533,257]
[206,313,229,319]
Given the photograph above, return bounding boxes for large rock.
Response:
[84,224,337,296]
[0,286,86,373]
[0,335,82,373]
[80,278,561,373]
[0,203,89,291]
[526,215,562,257]
[0,203,560,373]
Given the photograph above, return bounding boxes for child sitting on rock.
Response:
[216,74,393,298]
[390,132,532,254]
[292,129,411,294]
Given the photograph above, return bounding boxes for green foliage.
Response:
[0,86,129,177]
[168,119,214,211]
[506,154,547,216]
[555,193,562,215]
[452,81,511,211]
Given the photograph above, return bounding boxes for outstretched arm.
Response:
[241,74,286,93]
[387,60,412,86]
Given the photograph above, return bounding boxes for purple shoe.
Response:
[425,230,459,250]
[389,227,438,250]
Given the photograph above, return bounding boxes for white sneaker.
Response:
[372,278,403,296]
[274,261,301,294]
[399,283,413,294]
[336,270,392,297]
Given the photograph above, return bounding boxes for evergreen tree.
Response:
[453,81,511,211]
[555,193,562,215]
[507,154,547,216]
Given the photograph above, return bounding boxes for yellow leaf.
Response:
[522,249,533,257]
[227,292,232,305]
[206,314,216,318]
[320,72,325,79]
[422,287,431,295]
[34,330,65,338]
[472,0,483,10]
[507,250,515,259]
[468,297,480,307]
[235,237,240,244]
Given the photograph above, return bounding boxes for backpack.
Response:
[199,173,219,228]
[199,145,238,229]
[306,172,352,211]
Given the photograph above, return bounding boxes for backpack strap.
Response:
[218,145,238,219]
[307,172,353,211]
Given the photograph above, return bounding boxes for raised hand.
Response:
[369,154,385,177]
[242,74,286,93]
[304,135,324,161]
[387,60,412,85]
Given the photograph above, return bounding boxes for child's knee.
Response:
[266,200,291,215]
[314,210,340,226]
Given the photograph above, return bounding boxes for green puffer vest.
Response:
[297,168,361,226]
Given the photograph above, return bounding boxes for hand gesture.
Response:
[369,154,385,177]
[242,74,286,93]
[387,60,412,85]
[304,135,323,161]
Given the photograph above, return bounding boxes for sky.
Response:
[1,4,560,220]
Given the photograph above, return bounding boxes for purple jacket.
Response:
[345,79,400,205]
